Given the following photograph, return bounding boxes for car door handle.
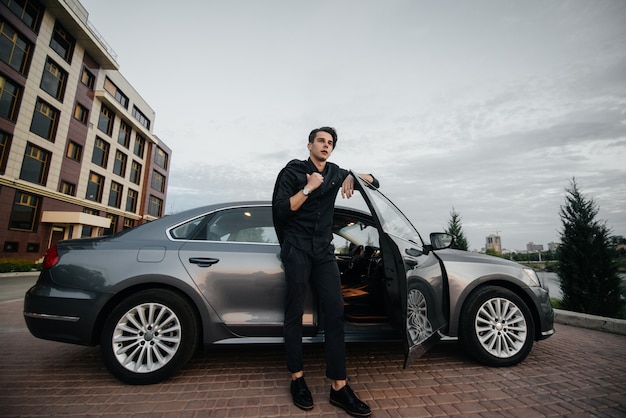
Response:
[189,257,220,267]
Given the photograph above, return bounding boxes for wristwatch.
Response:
[302,187,311,196]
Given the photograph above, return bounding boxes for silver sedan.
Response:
[24,174,554,384]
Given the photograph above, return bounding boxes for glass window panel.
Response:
[19,143,49,185]
[9,192,40,231]
[0,75,19,120]
[30,99,58,141]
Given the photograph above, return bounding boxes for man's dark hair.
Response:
[308,126,338,149]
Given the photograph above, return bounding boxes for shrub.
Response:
[0,258,41,273]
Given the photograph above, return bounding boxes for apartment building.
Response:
[485,234,502,254]
[1,0,171,261]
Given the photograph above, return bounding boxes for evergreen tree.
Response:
[557,179,624,317]
[445,207,469,251]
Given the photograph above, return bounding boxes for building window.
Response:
[108,181,122,208]
[59,180,75,196]
[0,130,11,173]
[85,171,104,202]
[123,218,134,229]
[132,105,150,130]
[81,207,98,237]
[113,150,127,177]
[104,214,118,235]
[81,226,92,238]
[40,57,67,101]
[151,170,165,193]
[9,192,40,231]
[2,0,42,30]
[103,77,129,108]
[49,22,74,63]
[3,241,19,252]
[0,74,20,121]
[80,67,94,89]
[91,137,109,167]
[26,242,40,253]
[66,140,82,161]
[117,121,130,147]
[130,160,141,185]
[0,20,32,74]
[19,142,50,185]
[73,102,88,124]
[148,195,163,217]
[155,147,168,169]
[126,189,138,213]
[30,98,59,141]
[97,105,114,136]
[133,134,145,158]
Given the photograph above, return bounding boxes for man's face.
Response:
[308,131,334,162]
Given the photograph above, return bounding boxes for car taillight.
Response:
[42,246,59,269]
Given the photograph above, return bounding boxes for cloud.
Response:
[80,0,626,250]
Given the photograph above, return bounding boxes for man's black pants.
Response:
[281,241,346,380]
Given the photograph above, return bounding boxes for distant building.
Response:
[526,242,544,252]
[486,234,501,253]
[548,242,559,252]
[0,0,171,261]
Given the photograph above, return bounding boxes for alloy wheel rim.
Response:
[112,302,182,373]
[407,288,433,345]
[474,297,527,358]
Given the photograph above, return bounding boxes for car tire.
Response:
[100,288,199,384]
[459,286,535,367]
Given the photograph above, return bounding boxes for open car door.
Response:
[352,173,449,367]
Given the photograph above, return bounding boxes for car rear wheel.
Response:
[460,286,535,367]
[100,289,199,384]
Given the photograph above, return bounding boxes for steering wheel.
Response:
[348,245,364,270]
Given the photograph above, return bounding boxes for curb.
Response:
[0,271,40,278]
[554,308,626,336]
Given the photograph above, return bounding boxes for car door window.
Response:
[169,206,278,243]
[367,191,423,246]
[205,206,278,244]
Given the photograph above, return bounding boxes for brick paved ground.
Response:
[1,298,625,417]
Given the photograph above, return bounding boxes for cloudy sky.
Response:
[80,0,626,251]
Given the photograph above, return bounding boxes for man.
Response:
[272,127,379,417]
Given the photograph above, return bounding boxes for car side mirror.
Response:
[429,232,455,250]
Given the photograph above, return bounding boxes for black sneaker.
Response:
[290,376,314,411]
[330,384,371,417]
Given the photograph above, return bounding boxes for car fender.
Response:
[93,272,233,346]
[444,266,536,338]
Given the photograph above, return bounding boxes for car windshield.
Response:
[333,221,379,251]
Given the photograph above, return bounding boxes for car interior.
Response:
[332,211,388,323]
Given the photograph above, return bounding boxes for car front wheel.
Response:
[460,286,535,367]
[407,286,434,345]
[100,289,199,384]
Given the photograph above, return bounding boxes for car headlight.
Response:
[523,268,541,287]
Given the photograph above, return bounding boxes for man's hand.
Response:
[306,173,324,191]
[341,175,355,199]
